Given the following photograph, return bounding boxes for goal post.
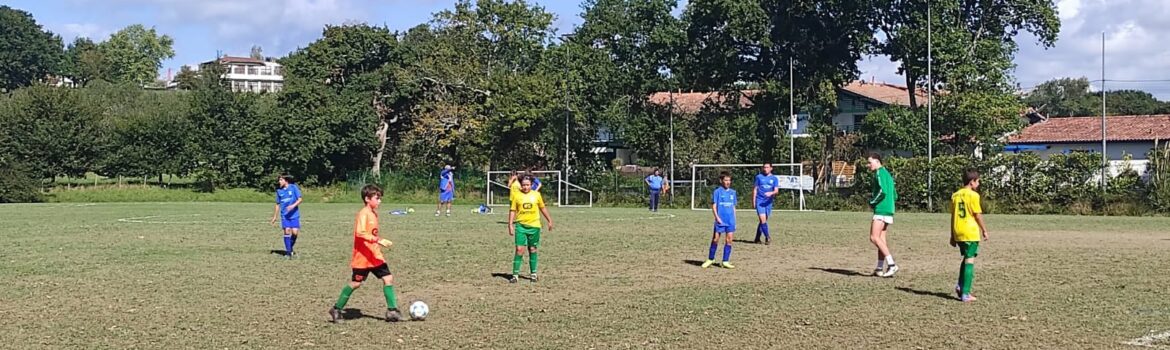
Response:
[689,163,813,211]
[484,170,595,208]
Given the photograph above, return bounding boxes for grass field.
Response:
[2,203,1169,349]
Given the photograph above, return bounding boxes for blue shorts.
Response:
[713,223,736,233]
[755,203,773,216]
[439,190,454,202]
[281,217,301,229]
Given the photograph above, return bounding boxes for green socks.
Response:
[960,263,975,295]
[383,285,397,310]
[529,252,538,274]
[512,254,523,275]
[334,285,354,310]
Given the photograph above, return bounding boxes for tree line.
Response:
[5,0,1162,208]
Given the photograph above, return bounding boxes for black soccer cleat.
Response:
[386,308,402,322]
[328,307,344,324]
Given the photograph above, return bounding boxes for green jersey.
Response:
[869,167,897,216]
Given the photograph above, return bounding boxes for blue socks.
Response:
[290,234,298,251]
[708,242,718,260]
[722,244,732,262]
[761,223,770,240]
[283,234,293,256]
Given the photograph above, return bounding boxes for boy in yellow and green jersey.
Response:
[951,169,990,302]
[508,175,554,283]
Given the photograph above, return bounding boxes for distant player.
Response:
[508,175,554,283]
[436,165,455,217]
[701,172,737,269]
[508,170,522,200]
[270,174,303,259]
[752,163,780,245]
[328,184,402,323]
[645,168,664,212]
[951,169,989,302]
[867,153,899,277]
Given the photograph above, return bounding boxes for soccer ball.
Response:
[407,207,415,213]
[408,300,429,321]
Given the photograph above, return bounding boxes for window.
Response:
[233,66,245,74]
[247,67,259,75]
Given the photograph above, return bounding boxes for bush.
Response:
[0,160,42,203]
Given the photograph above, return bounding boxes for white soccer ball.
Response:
[408,300,429,321]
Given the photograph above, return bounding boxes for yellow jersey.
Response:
[511,189,545,228]
[950,188,983,242]
[509,180,521,201]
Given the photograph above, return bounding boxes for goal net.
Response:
[689,163,813,211]
[485,170,594,208]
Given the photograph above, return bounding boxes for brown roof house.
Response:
[1005,114,1170,176]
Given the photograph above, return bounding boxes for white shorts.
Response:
[872,215,894,225]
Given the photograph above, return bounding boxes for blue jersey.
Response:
[712,187,737,226]
[532,177,542,191]
[646,175,664,190]
[276,184,302,219]
[439,169,454,191]
[755,174,779,205]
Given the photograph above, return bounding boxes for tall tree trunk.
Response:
[905,71,919,109]
[371,121,389,177]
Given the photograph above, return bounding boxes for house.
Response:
[1005,115,1170,175]
[199,56,284,93]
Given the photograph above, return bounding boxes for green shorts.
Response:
[514,224,541,247]
[958,241,980,259]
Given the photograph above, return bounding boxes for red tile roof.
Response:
[215,56,267,65]
[646,90,757,114]
[1009,115,1170,143]
[840,81,929,107]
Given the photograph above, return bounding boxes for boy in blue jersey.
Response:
[645,168,664,212]
[752,163,780,245]
[436,165,455,217]
[270,174,303,259]
[701,172,737,269]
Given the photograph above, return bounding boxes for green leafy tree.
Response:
[63,37,109,86]
[0,86,106,179]
[858,106,927,155]
[1024,77,1170,117]
[173,65,199,90]
[0,6,65,91]
[99,24,175,85]
[185,63,270,189]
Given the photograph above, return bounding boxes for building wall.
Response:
[1007,141,1155,160]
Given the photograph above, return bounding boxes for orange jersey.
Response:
[351,206,385,268]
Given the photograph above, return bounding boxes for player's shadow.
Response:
[732,239,764,244]
[682,259,706,267]
[338,308,387,322]
[268,249,288,256]
[895,287,956,301]
[490,272,533,281]
[807,267,865,277]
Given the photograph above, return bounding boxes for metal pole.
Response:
[670,90,675,204]
[1102,31,1108,189]
[927,4,934,212]
[564,57,570,187]
[789,57,795,165]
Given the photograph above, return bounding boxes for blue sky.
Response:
[6,0,1170,99]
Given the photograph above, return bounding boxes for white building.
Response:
[1005,115,1170,176]
[201,56,284,93]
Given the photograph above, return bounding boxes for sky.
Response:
[6,0,1170,99]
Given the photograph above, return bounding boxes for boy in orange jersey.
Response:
[328,185,401,323]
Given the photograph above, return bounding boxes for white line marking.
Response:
[1124,330,1170,347]
[603,213,677,221]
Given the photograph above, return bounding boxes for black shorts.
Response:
[351,263,391,282]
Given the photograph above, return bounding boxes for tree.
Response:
[934,91,1024,156]
[173,65,199,90]
[858,106,927,155]
[874,0,1061,105]
[63,37,109,86]
[0,86,106,179]
[250,45,264,60]
[99,24,175,85]
[1024,77,1170,117]
[185,63,270,189]
[0,6,65,91]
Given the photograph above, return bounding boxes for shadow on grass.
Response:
[339,308,387,322]
[490,272,534,281]
[807,267,865,277]
[732,239,763,244]
[682,259,707,267]
[895,287,956,301]
[269,249,288,256]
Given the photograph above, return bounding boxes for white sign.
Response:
[777,175,814,191]
[788,113,811,138]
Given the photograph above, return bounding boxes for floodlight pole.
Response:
[789,57,795,165]
[1101,31,1108,190]
[927,4,935,212]
[670,89,675,204]
[559,34,574,187]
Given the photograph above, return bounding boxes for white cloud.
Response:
[59,23,108,41]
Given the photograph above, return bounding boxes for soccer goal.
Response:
[485,170,594,208]
[689,163,814,211]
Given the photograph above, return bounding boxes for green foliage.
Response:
[858,106,927,155]
[0,5,64,91]
[0,158,42,203]
[1024,77,1170,117]
[0,85,106,179]
[99,24,175,85]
